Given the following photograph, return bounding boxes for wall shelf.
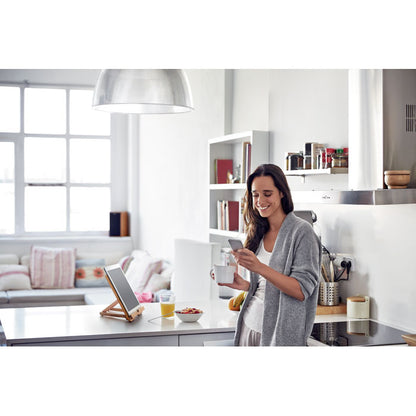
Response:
[209,228,246,239]
[209,183,246,191]
[284,167,348,176]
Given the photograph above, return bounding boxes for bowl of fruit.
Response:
[175,307,203,322]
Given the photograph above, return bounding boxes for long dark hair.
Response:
[243,164,294,253]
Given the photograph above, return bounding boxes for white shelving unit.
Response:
[208,130,269,247]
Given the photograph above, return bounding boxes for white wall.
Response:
[231,69,416,332]
[134,70,226,261]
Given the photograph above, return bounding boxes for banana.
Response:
[232,291,246,308]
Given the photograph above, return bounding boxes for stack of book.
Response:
[217,198,245,233]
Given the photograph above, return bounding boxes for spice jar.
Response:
[332,148,348,168]
[297,151,304,170]
[285,152,296,170]
[325,148,335,169]
[288,152,304,170]
[303,155,312,170]
[343,147,349,168]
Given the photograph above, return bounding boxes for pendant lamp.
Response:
[92,69,193,114]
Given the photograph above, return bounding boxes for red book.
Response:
[215,159,233,184]
[227,201,239,231]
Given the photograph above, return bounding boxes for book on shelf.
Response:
[215,159,233,184]
[241,142,252,182]
[238,195,245,233]
[217,200,223,230]
[216,200,240,232]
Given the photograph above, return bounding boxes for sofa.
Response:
[0,247,173,309]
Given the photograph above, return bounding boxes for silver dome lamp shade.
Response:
[92,69,194,114]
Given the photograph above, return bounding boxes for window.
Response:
[0,84,112,236]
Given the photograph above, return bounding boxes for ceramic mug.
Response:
[213,264,235,284]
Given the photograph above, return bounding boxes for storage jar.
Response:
[347,295,370,319]
[331,148,348,168]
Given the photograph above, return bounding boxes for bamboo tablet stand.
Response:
[100,299,144,322]
[100,268,145,322]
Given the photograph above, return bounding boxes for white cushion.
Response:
[144,273,171,293]
[125,250,163,293]
[0,254,19,265]
[0,265,32,290]
[20,255,30,267]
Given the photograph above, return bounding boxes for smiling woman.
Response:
[214,163,322,346]
[244,164,293,253]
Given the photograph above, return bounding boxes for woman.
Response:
[217,164,321,346]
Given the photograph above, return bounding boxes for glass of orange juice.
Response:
[160,293,175,317]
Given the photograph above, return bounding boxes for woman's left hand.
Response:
[232,248,263,274]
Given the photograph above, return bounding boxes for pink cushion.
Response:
[134,292,153,303]
[30,246,76,289]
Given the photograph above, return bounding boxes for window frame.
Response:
[0,81,117,237]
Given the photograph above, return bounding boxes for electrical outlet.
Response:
[334,253,354,272]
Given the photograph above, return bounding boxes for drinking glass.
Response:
[159,293,175,317]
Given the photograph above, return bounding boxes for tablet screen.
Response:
[104,265,140,315]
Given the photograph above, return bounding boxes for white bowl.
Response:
[175,310,203,322]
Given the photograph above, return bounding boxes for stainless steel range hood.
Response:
[293,69,416,205]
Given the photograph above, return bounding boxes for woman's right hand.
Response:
[211,269,250,291]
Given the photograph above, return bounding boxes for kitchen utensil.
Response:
[321,251,331,282]
[321,264,330,283]
[329,259,335,282]
[319,281,339,306]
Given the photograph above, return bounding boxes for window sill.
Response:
[0,235,132,244]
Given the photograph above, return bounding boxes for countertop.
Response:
[0,300,238,345]
[0,300,408,346]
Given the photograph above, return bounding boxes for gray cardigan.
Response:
[234,212,321,346]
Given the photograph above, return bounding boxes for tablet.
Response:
[104,264,141,316]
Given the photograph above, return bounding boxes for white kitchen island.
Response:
[0,300,238,346]
[1,300,409,346]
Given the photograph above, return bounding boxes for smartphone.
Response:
[228,238,244,251]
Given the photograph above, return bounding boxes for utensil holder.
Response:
[319,281,339,306]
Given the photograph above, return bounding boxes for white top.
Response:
[242,239,272,333]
